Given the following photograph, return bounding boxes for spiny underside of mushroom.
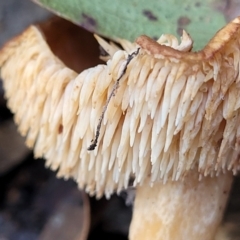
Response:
[1,18,240,198]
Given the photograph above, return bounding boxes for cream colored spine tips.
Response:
[1,18,240,199]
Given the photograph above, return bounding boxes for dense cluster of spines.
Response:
[1,19,240,198]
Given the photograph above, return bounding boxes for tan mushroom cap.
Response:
[1,18,240,198]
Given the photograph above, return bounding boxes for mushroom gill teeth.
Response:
[1,18,240,198]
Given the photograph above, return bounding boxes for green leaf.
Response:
[33,0,228,50]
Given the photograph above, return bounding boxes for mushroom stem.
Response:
[129,169,233,240]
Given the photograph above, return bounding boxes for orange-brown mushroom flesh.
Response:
[1,17,240,240]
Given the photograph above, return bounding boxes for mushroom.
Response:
[1,16,240,240]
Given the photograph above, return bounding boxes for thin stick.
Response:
[88,48,140,151]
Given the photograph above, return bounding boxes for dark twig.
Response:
[88,48,140,151]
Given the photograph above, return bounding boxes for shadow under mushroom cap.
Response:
[1,17,240,198]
